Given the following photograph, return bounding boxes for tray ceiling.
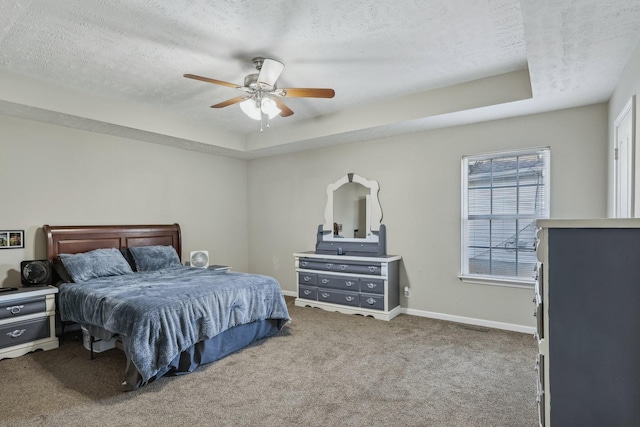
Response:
[1,0,639,158]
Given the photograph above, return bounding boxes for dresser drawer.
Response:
[298,272,317,286]
[299,258,383,276]
[298,285,318,301]
[317,275,359,291]
[0,317,50,349]
[317,289,360,307]
[359,293,384,310]
[0,297,46,320]
[536,354,545,426]
[360,278,384,294]
[299,259,334,271]
[340,263,382,275]
[534,263,544,340]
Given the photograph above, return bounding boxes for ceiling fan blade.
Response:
[273,98,294,117]
[257,58,284,89]
[282,88,335,98]
[184,74,241,89]
[211,96,250,108]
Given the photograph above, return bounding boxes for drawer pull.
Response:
[303,276,311,282]
[345,281,355,287]
[321,293,330,298]
[321,278,330,284]
[365,282,377,289]
[325,263,333,269]
[301,261,308,267]
[345,296,354,302]
[7,305,24,315]
[7,329,26,338]
[366,298,376,305]
[368,266,378,273]
[303,290,312,295]
[339,265,348,271]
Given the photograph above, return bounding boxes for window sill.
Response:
[458,274,534,289]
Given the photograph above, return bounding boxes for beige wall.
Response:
[248,104,608,328]
[0,115,249,287]
[0,103,608,328]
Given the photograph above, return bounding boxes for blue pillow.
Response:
[129,245,182,272]
[60,248,134,282]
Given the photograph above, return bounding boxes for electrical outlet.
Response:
[404,286,411,298]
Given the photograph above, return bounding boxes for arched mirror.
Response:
[322,173,383,242]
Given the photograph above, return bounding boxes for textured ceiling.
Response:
[1,0,639,158]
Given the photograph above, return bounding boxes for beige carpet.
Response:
[0,298,538,426]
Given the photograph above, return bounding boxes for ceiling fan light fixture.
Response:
[240,96,281,121]
[240,98,262,120]
[261,97,281,119]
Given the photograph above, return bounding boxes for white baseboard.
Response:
[282,289,535,334]
[401,307,536,334]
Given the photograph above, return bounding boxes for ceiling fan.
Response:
[184,57,335,130]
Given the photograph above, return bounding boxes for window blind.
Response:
[462,147,550,282]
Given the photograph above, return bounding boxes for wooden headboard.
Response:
[43,224,182,262]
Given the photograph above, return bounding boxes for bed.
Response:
[44,224,290,390]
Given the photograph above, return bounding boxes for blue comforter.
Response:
[58,267,290,382]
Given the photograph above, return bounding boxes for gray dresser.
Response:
[0,286,59,359]
[535,219,640,426]
[294,252,401,321]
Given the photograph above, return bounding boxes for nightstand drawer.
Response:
[0,297,46,320]
[0,317,50,349]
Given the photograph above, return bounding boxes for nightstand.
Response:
[0,286,59,359]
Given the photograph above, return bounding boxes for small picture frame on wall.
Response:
[0,230,24,249]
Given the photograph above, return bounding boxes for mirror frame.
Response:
[322,173,383,242]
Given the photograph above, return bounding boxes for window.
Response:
[461,147,550,286]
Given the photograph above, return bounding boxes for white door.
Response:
[614,97,635,218]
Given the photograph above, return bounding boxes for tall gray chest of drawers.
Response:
[0,286,59,360]
[535,219,640,426]
[294,252,401,321]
